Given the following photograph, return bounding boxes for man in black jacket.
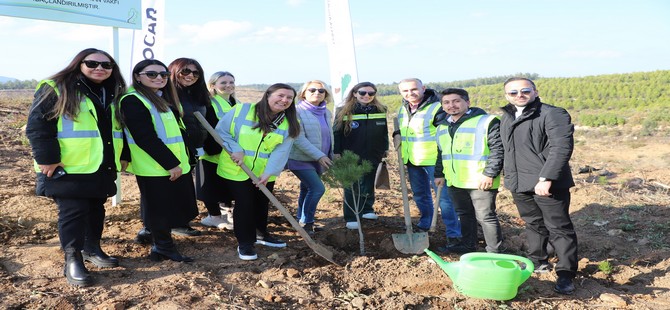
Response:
[500,77,578,295]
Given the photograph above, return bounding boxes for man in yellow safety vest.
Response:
[433,88,504,254]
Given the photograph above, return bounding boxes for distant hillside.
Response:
[2,71,669,132]
[377,70,670,132]
[0,76,17,83]
[374,73,540,96]
[235,88,264,103]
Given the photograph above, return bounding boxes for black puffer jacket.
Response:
[333,103,388,166]
[178,90,208,150]
[26,78,118,198]
[433,107,503,180]
[500,98,575,193]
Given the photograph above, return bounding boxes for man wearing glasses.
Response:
[500,77,578,295]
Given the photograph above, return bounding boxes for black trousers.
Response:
[225,179,274,246]
[512,190,578,278]
[199,160,233,216]
[53,197,107,252]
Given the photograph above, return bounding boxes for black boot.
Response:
[149,229,194,262]
[135,227,152,244]
[64,248,92,286]
[82,244,119,268]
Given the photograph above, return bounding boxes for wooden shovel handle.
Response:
[194,112,338,265]
[429,185,442,232]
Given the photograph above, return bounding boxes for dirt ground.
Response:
[1,89,669,309]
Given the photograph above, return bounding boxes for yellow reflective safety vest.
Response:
[201,94,235,164]
[397,101,441,165]
[437,114,500,189]
[217,103,289,182]
[32,80,123,174]
[120,88,191,176]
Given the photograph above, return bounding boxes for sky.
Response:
[1,0,669,85]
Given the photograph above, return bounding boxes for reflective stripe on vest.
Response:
[210,95,235,119]
[347,113,386,120]
[32,80,105,174]
[202,96,236,163]
[121,90,190,176]
[438,114,500,189]
[398,101,440,165]
[217,103,289,182]
[110,104,124,170]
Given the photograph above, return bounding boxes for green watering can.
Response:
[425,249,534,300]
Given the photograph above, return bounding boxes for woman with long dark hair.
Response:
[333,82,389,229]
[119,59,198,262]
[166,57,210,236]
[215,83,300,260]
[26,48,126,286]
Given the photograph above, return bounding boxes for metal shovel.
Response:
[392,146,429,254]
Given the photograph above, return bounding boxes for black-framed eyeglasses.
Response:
[307,88,326,94]
[82,60,114,70]
[179,68,200,78]
[357,90,376,97]
[506,88,533,97]
[139,71,170,79]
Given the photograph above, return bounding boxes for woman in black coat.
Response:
[119,59,199,262]
[26,48,126,286]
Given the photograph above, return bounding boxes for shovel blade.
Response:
[392,232,430,254]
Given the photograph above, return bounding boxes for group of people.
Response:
[26,48,578,295]
[424,78,578,295]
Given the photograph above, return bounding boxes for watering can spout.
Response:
[424,249,460,280]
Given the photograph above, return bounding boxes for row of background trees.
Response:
[2,70,669,131]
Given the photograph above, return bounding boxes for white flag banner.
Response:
[324,0,358,107]
[130,0,165,69]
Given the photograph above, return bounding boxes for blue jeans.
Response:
[291,169,325,224]
[448,187,502,252]
[407,164,461,237]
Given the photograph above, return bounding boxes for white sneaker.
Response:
[255,235,287,248]
[237,246,257,260]
[346,221,359,230]
[201,215,233,230]
[219,203,234,224]
[362,213,378,220]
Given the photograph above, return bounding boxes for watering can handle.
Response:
[461,253,535,282]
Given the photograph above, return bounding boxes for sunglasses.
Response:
[357,90,376,97]
[506,88,533,96]
[179,68,200,78]
[81,60,114,70]
[307,88,326,94]
[139,71,170,79]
